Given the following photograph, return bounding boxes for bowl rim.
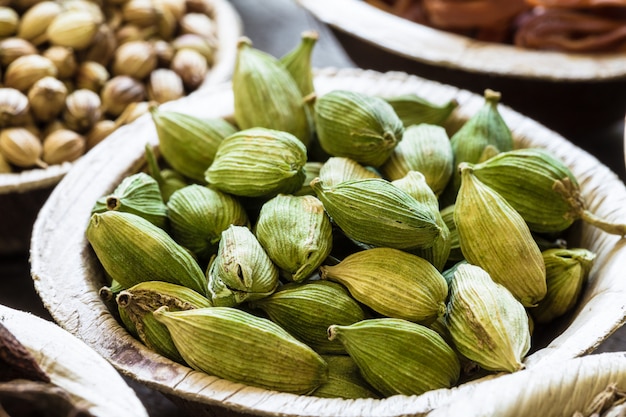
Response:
[30,67,626,416]
[0,0,243,195]
[297,0,626,82]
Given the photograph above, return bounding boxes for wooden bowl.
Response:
[297,0,626,136]
[0,304,149,417]
[30,68,626,416]
[0,0,242,255]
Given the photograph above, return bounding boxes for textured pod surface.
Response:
[205,127,307,198]
[279,30,318,98]
[151,107,237,182]
[321,247,448,324]
[470,147,582,234]
[153,306,328,394]
[384,94,458,128]
[86,211,207,296]
[311,177,441,250]
[207,225,279,307]
[254,194,332,282]
[233,38,312,146]
[250,280,366,354]
[382,124,454,196]
[167,184,249,262]
[446,264,531,373]
[312,355,380,399]
[314,89,404,167]
[328,318,460,397]
[318,156,380,188]
[91,172,168,229]
[454,165,546,307]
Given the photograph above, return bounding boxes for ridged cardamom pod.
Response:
[443,89,513,204]
[530,248,596,323]
[312,355,380,399]
[254,194,332,282]
[116,281,212,363]
[91,172,168,229]
[150,106,237,183]
[328,318,460,397]
[250,281,366,354]
[321,247,448,324]
[279,30,318,98]
[153,306,328,394]
[384,93,458,127]
[167,184,249,262]
[382,123,454,196]
[205,127,307,198]
[455,164,546,307]
[86,211,208,296]
[392,171,451,271]
[469,147,626,236]
[233,37,312,146]
[206,225,279,307]
[318,156,380,188]
[440,204,463,264]
[445,263,531,373]
[314,89,404,167]
[311,177,441,250]
[143,143,187,203]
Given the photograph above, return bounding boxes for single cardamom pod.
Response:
[147,68,185,103]
[143,143,187,203]
[318,156,380,188]
[254,194,332,282]
[320,247,448,324]
[150,106,236,182]
[454,164,546,307]
[328,318,460,397]
[384,93,458,127]
[115,281,212,363]
[91,172,168,229]
[311,355,380,399]
[205,127,307,198]
[442,89,514,204]
[167,184,249,262]
[440,204,463,264]
[469,147,626,236]
[445,263,531,373]
[0,127,46,168]
[41,129,86,165]
[62,88,102,133]
[233,37,312,147]
[382,123,454,196]
[314,89,404,167]
[206,225,279,307]
[392,171,451,271]
[153,306,329,394]
[86,211,208,296]
[28,76,68,123]
[250,281,366,354]
[530,248,596,323]
[279,30,318,98]
[310,177,441,250]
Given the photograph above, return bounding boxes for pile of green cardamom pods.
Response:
[87,32,624,399]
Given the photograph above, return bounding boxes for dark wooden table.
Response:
[1,1,625,416]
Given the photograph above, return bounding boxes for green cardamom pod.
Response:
[382,124,454,196]
[86,211,208,296]
[318,156,380,188]
[153,306,328,394]
[320,247,448,325]
[454,164,546,307]
[384,93,458,127]
[233,37,312,146]
[144,143,187,203]
[250,280,366,354]
[314,89,404,167]
[328,318,460,397]
[205,127,307,198]
[530,248,596,323]
[469,147,626,236]
[440,204,463,264]
[445,263,531,373]
[167,184,249,263]
[254,194,332,283]
[91,172,168,229]
[279,30,318,99]
[311,355,380,399]
[207,225,279,307]
[311,177,441,250]
[150,105,237,182]
[294,161,323,196]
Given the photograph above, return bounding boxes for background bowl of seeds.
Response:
[29,57,626,416]
[296,0,626,137]
[0,0,242,254]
